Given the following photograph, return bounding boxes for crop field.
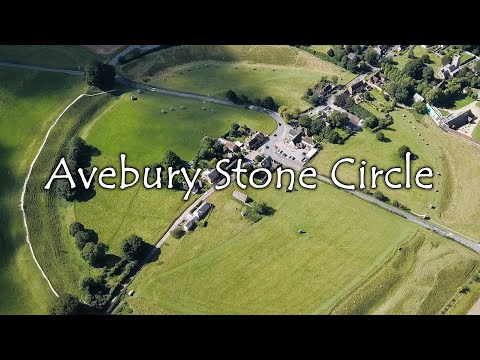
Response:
[0,45,101,70]
[123,177,478,314]
[74,91,275,254]
[0,68,84,313]
[119,45,356,110]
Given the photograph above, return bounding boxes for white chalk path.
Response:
[20,90,115,297]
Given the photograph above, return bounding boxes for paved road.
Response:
[109,45,162,66]
[3,53,479,309]
[0,61,84,75]
[109,181,221,313]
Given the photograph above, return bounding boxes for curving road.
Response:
[2,49,479,311]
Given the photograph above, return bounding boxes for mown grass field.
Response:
[124,178,478,314]
[0,45,102,70]
[313,109,480,242]
[74,91,275,254]
[0,68,84,314]
[119,45,356,110]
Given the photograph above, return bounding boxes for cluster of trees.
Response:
[296,112,344,145]
[50,294,95,315]
[335,95,392,132]
[383,55,480,107]
[69,221,148,310]
[69,222,109,267]
[55,137,99,202]
[244,202,274,223]
[425,67,480,107]
[301,76,338,106]
[297,45,372,73]
[85,61,116,90]
[227,122,249,139]
[278,106,302,124]
[413,101,427,114]
[80,235,146,310]
[147,150,184,189]
[225,90,278,111]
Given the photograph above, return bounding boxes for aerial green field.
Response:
[124,178,478,314]
[332,233,478,314]
[312,109,442,214]
[74,91,276,254]
[450,94,476,109]
[24,92,119,297]
[313,109,480,242]
[0,45,100,70]
[393,46,442,73]
[119,45,356,110]
[0,68,84,314]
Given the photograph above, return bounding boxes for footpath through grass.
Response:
[0,68,84,314]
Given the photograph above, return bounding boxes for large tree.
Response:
[163,150,181,169]
[50,294,83,315]
[328,111,349,129]
[121,235,147,261]
[398,145,411,160]
[441,55,453,65]
[84,61,116,90]
[364,47,379,65]
[81,242,108,266]
[74,229,98,250]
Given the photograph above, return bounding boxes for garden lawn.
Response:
[119,45,355,110]
[74,91,276,254]
[0,45,101,70]
[0,68,84,314]
[124,178,478,314]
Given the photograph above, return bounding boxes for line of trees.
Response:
[225,90,278,111]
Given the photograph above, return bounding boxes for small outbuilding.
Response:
[233,190,250,204]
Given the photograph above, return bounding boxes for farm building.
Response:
[233,190,250,204]
[218,137,239,152]
[193,202,212,219]
[445,109,476,129]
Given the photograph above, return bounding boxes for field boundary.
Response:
[20,89,116,298]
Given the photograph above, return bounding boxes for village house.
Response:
[260,155,273,168]
[288,128,304,144]
[183,218,197,231]
[193,202,212,219]
[348,80,365,95]
[218,137,239,152]
[246,132,266,150]
[233,190,250,204]
[202,169,219,184]
[301,136,316,148]
[438,54,461,79]
[369,71,387,88]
